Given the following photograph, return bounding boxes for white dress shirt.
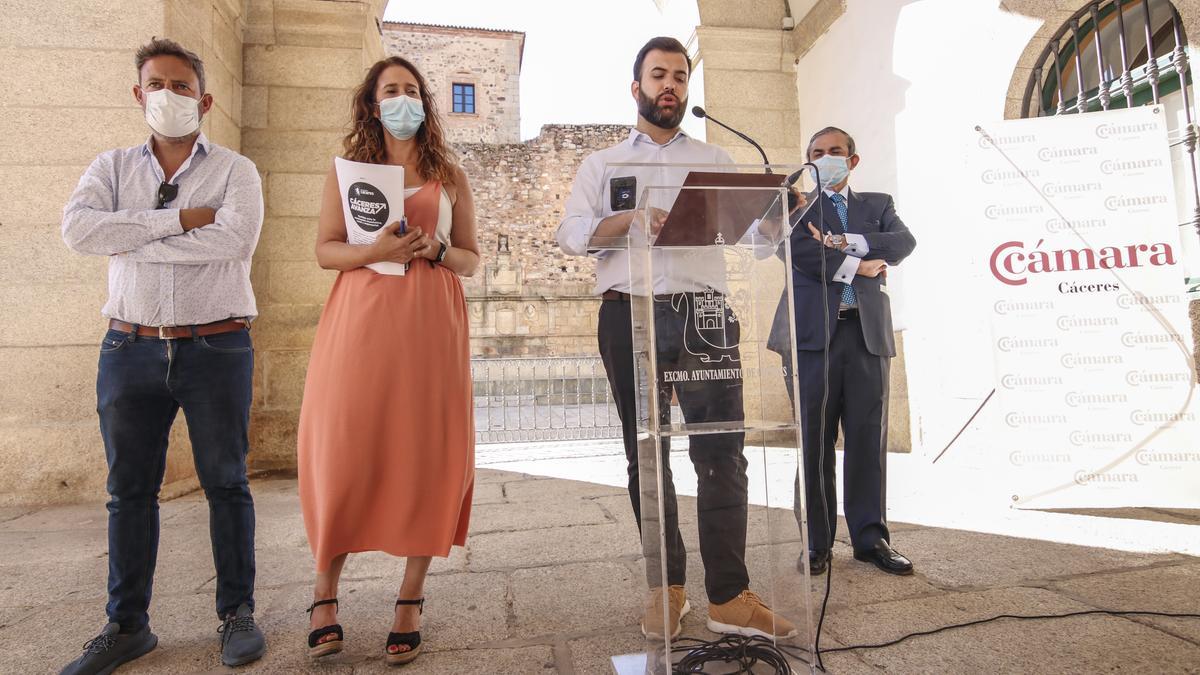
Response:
[557,128,736,295]
[825,185,869,291]
[62,134,263,326]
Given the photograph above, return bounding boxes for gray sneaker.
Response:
[218,603,266,667]
[60,622,157,675]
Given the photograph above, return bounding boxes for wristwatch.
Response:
[827,233,846,249]
[435,242,448,263]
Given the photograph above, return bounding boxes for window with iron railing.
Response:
[1022,0,1200,289]
[1024,0,1190,118]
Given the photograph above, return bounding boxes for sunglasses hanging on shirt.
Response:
[155,181,179,210]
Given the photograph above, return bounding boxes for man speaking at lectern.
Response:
[771,127,917,578]
[556,37,795,641]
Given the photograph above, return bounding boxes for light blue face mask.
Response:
[811,154,851,189]
[378,95,425,140]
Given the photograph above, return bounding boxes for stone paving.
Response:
[2,468,1199,674]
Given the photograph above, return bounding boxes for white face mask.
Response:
[378,95,426,140]
[811,154,851,189]
[142,89,201,138]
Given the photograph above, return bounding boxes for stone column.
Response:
[240,0,386,471]
[0,0,247,505]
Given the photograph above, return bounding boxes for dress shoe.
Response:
[800,550,831,575]
[853,540,914,575]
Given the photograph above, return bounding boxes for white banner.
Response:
[970,106,1200,509]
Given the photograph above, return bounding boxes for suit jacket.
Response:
[768,188,916,358]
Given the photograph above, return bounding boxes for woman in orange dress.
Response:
[297,56,478,666]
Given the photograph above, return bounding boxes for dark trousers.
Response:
[97,327,256,631]
[598,294,749,605]
[784,316,890,553]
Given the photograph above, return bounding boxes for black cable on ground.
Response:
[815,609,1200,655]
[667,610,1200,674]
[671,635,806,674]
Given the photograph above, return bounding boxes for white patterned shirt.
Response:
[557,128,736,295]
[62,134,263,326]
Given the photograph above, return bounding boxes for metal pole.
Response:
[1143,0,1162,104]
[1053,39,1069,114]
[1031,65,1044,117]
[1116,0,1136,104]
[1072,19,1089,112]
[1170,11,1200,238]
[1092,3,1112,110]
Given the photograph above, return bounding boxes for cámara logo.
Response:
[1000,373,1064,389]
[980,133,1035,149]
[981,167,1039,184]
[1104,194,1169,211]
[997,336,1058,352]
[985,204,1043,220]
[1037,145,1098,162]
[1045,217,1107,234]
[1095,121,1158,138]
[1069,430,1133,446]
[1135,449,1200,465]
[1060,353,1123,369]
[1116,292,1181,309]
[1005,412,1067,427]
[994,299,1054,315]
[1121,332,1185,347]
[1009,450,1072,466]
[1130,409,1195,425]
[1064,391,1127,407]
[1125,370,1192,386]
[1056,315,1118,330]
[989,240,1176,286]
[1100,158,1163,174]
[1043,181,1102,196]
[1074,470,1138,485]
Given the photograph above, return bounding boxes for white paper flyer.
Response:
[334,156,406,276]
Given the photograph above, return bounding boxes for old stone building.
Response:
[457,124,630,357]
[382,23,623,358]
[383,21,524,144]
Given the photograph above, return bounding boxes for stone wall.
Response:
[453,124,629,357]
[0,0,249,506]
[240,0,387,475]
[0,0,389,505]
[451,124,628,357]
[383,22,523,144]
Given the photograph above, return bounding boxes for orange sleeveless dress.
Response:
[298,181,474,571]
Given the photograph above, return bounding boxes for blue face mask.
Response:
[378,95,425,140]
[811,154,851,189]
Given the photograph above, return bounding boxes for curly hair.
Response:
[342,56,457,186]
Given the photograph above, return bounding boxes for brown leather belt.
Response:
[108,318,250,339]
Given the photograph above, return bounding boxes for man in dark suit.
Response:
[769,126,917,576]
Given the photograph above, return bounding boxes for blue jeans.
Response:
[97,327,256,631]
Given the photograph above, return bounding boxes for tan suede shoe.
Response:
[706,590,797,639]
[641,585,691,640]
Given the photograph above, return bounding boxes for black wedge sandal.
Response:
[385,598,424,666]
[306,598,343,658]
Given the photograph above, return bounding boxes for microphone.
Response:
[692,106,772,173]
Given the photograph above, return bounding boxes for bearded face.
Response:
[637,87,687,130]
